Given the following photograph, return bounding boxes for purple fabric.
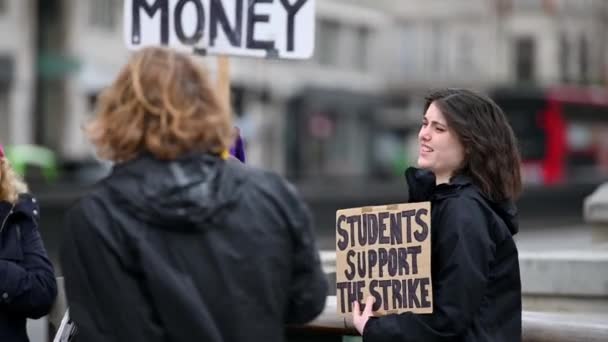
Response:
[229,132,246,163]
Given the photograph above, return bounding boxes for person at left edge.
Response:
[0,144,58,342]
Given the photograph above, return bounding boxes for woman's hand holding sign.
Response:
[352,296,376,334]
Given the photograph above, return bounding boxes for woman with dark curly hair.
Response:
[353,88,523,342]
[0,144,57,342]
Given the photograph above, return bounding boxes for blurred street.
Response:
[28,179,598,272]
[303,181,597,251]
[319,215,588,252]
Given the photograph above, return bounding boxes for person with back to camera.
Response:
[0,144,58,342]
[352,88,523,342]
[59,47,327,342]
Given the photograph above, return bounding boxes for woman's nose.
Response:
[419,128,430,142]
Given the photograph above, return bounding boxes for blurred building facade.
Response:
[0,0,394,175]
[367,0,608,184]
[377,0,608,90]
[0,0,607,182]
[0,0,36,146]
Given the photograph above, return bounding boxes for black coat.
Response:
[0,194,58,342]
[363,168,522,342]
[60,153,328,342]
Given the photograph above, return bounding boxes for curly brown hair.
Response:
[86,47,232,162]
[0,158,28,203]
[424,89,522,202]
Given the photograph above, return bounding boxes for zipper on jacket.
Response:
[0,203,16,234]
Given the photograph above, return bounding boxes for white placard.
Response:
[124,0,316,59]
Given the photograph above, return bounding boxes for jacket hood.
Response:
[104,153,245,231]
[486,197,519,235]
[405,167,519,235]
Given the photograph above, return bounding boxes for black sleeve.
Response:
[0,213,57,318]
[363,197,495,342]
[60,200,166,342]
[281,180,328,324]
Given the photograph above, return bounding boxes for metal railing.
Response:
[48,279,608,342]
[287,296,608,342]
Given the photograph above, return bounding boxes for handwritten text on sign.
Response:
[336,202,433,315]
[124,0,315,59]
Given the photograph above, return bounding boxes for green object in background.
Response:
[5,145,59,182]
[343,336,362,342]
[38,52,81,80]
[392,146,408,177]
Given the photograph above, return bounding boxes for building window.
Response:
[429,23,445,75]
[399,26,418,75]
[316,19,340,66]
[514,36,536,83]
[513,0,543,11]
[559,33,569,83]
[458,32,475,73]
[89,0,117,30]
[353,26,370,71]
[579,34,589,84]
[0,90,9,142]
[0,55,12,141]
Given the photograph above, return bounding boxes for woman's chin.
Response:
[417,158,431,169]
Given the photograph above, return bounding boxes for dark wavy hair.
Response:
[424,88,522,201]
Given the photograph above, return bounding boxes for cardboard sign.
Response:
[124,0,316,59]
[336,202,433,315]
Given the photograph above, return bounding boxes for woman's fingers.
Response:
[352,297,375,335]
[352,300,361,316]
[362,296,375,316]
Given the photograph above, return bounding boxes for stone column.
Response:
[584,183,608,246]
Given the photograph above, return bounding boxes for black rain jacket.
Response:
[60,153,327,342]
[363,168,522,342]
[0,194,57,342]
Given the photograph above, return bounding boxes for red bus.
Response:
[491,86,608,186]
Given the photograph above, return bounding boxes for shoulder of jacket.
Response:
[233,165,305,217]
[13,193,41,222]
[435,188,490,222]
[66,186,129,245]
[226,161,292,194]
[67,182,115,225]
[437,188,509,242]
[437,185,484,205]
